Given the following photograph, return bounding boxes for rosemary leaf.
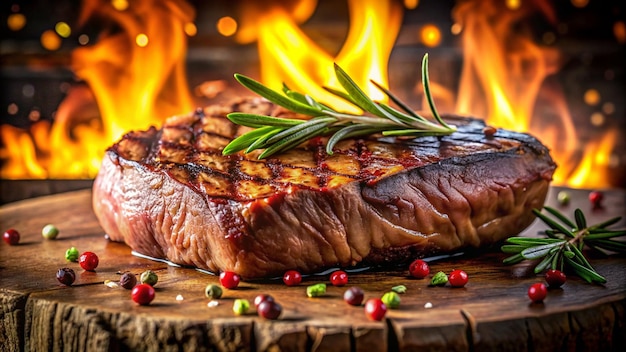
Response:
[234,74,323,116]
[222,126,279,156]
[370,80,423,119]
[532,209,575,237]
[503,253,525,265]
[543,206,576,229]
[564,256,607,284]
[227,113,305,128]
[574,208,587,230]
[521,242,562,260]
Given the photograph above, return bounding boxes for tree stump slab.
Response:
[1,187,625,351]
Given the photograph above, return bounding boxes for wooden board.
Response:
[1,186,625,351]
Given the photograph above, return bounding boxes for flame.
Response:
[235,0,402,112]
[0,0,195,179]
[451,0,618,188]
[1,0,620,190]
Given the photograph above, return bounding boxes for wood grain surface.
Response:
[1,186,625,351]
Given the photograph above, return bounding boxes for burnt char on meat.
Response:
[92,98,556,279]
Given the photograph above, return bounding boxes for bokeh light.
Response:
[583,89,600,106]
[571,0,589,8]
[7,13,26,31]
[505,0,521,10]
[403,0,419,10]
[184,22,197,37]
[111,0,129,11]
[55,22,71,38]
[41,30,62,51]
[135,33,149,47]
[420,24,441,47]
[217,16,238,37]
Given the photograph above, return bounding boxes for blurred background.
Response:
[1,0,624,204]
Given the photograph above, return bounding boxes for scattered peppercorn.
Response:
[131,284,156,305]
[448,269,469,287]
[306,283,326,297]
[283,270,302,286]
[409,259,430,279]
[545,269,566,288]
[232,299,250,315]
[78,251,99,271]
[42,224,59,239]
[430,271,448,286]
[257,300,282,320]
[3,229,20,245]
[381,291,401,309]
[482,125,497,137]
[589,191,604,209]
[119,272,137,289]
[65,247,79,262]
[364,298,387,321]
[219,271,240,289]
[557,191,570,206]
[140,270,158,286]
[343,287,364,306]
[528,282,547,302]
[56,268,76,286]
[205,284,223,299]
[254,294,274,308]
[330,270,348,287]
[391,285,407,294]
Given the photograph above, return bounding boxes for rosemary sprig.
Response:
[222,54,457,159]
[502,206,625,284]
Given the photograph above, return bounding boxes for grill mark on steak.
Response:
[93,98,556,278]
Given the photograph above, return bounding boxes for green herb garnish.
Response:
[502,206,625,284]
[223,54,456,159]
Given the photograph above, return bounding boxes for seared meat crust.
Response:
[92,98,556,278]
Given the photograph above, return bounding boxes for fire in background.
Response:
[0,0,624,189]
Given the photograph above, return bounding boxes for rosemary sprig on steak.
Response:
[502,206,626,284]
[223,54,457,159]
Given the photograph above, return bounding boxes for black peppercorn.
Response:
[119,272,137,289]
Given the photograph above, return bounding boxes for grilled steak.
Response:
[92,98,556,279]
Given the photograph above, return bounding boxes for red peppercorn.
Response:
[283,270,302,286]
[257,300,282,320]
[254,294,274,308]
[448,269,469,287]
[56,268,76,286]
[78,251,99,271]
[364,298,387,321]
[219,271,240,289]
[3,229,20,245]
[409,259,430,279]
[545,269,566,288]
[131,284,156,305]
[343,287,364,306]
[528,283,547,302]
[330,270,348,287]
[589,191,604,208]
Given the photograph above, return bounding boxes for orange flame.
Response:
[235,0,402,112]
[0,0,620,190]
[0,0,195,178]
[451,0,618,188]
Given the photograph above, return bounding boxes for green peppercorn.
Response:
[232,299,250,315]
[140,270,158,286]
[381,291,401,309]
[557,191,570,206]
[391,285,407,294]
[306,283,326,297]
[42,224,59,240]
[204,284,223,299]
[65,247,79,262]
[430,271,448,286]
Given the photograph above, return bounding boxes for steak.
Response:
[92,98,556,279]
